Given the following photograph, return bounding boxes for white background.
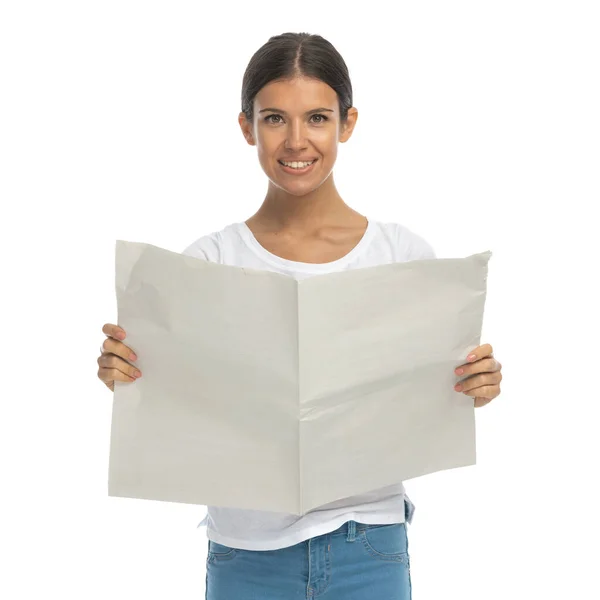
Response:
[1,1,598,598]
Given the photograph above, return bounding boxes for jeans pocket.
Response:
[360,523,410,563]
[207,540,237,562]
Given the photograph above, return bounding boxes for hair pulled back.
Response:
[241,32,353,125]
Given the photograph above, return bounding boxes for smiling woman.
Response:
[236,34,363,243]
[100,30,447,600]
[192,32,423,600]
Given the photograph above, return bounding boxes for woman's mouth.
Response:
[277,159,318,175]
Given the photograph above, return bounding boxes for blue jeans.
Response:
[205,519,412,599]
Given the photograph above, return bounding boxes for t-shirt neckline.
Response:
[236,218,376,273]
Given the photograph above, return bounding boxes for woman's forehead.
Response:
[255,77,338,111]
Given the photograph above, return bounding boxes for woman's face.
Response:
[239,76,358,196]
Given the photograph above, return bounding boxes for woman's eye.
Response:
[264,114,328,124]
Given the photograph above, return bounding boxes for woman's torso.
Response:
[181,218,436,551]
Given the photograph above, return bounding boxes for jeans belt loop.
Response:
[346,520,356,542]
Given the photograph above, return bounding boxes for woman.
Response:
[98,32,503,600]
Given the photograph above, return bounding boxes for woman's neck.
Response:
[248,174,363,233]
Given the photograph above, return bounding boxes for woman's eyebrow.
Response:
[258,107,334,115]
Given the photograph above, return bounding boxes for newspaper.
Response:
[108,240,491,515]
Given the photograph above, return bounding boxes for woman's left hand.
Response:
[453,343,502,408]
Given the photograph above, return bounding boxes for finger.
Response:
[100,336,138,362]
[466,343,494,362]
[455,357,500,377]
[98,366,137,384]
[455,371,502,393]
[98,354,141,381]
[102,323,126,341]
[462,384,500,399]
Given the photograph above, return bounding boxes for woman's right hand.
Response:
[97,323,142,392]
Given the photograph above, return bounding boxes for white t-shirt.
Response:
[181,218,436,551]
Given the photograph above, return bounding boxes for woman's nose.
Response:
[285,121,308,148]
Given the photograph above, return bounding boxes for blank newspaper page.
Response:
[108,241,300,514]
[298,254,490,513]
[108,240,491,516]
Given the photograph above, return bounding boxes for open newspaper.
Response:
[108,240,491,516]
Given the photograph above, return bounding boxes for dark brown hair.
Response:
[241,32,353,125]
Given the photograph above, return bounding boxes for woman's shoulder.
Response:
[374,220,437,260]
[180,222,241,262]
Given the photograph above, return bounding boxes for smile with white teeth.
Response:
[279,159,316,169]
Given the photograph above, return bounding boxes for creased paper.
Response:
[108,240,491,516]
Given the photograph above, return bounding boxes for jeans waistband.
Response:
[328,496,415,539]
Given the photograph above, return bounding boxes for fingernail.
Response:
[134,370,142,378]
[455,368,464,375]
[117,332,125,340]
[467,354,476,361]
[455,384,463,391]
[130,353,137,361]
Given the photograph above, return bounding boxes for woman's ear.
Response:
[339,107,359,143]
[238,112,255,146]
